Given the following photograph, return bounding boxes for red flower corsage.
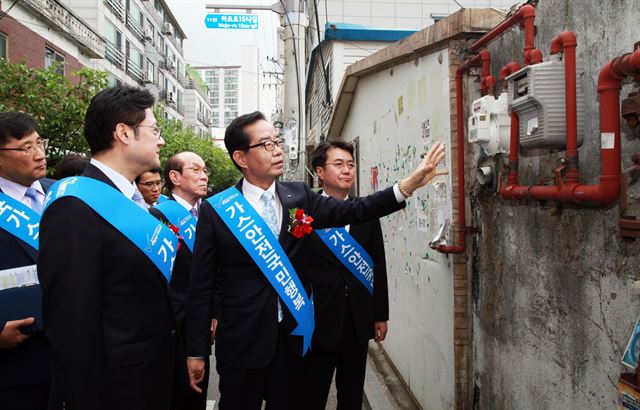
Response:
[288,208,314,239]
[167,222,183,251]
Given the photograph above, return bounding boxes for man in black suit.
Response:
[38,86,178,409]
[186,111,445,409]
[0,111,53,410]
[135,167,163,207]
[302,140,390,409]
[150,151,212,410]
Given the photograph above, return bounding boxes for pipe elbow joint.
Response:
[598,60,624,92]
[516,4,536,20]
[550,32,577,54]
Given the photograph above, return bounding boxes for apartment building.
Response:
[183,67,212,139]
[60,0,188,120]
[0,0,105,81]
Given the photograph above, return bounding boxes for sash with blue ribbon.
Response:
[208,187,314,355]
[0,192,41,250]
[43,177,179,281]
[316,228,374,295]
[156,194,169,203]
[153,200,197,252]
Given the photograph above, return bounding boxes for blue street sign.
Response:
[205,13,259,30]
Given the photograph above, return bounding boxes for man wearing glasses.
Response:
[150,151,212,410]
[38,86,178,410]
[0,111,53,409]
[303,140,390,409]
[135,167,163,207]
[186,111,446,409]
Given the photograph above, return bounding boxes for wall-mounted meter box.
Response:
[468,92,511,156]
[506,56,585,149]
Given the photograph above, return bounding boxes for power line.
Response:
[279,0,303,157]
[0,0,20,23]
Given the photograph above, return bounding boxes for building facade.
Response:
[183,68,212,139]
[0,0,105,81]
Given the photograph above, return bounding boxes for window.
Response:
[0,33,6,60]
[126,41,143,68]
[147,59,155,82]
[158,71,165,91]
[45,47,64,76]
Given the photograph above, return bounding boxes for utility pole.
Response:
[205,2,307,181]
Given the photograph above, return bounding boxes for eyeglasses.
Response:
[0,139,48,156]
[246,138,285,152]
[136,124,162,140]
[139,180,164,189]
[183,166,210,176]
[325,160,356,170]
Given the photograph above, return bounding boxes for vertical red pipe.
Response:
[480,49,495,96]
[498,62,522,199]
[432,55,482,254]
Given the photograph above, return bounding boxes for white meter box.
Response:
[468,92,511,156]
[506,57,586,149]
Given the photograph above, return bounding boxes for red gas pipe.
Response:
[480,49,496,96]
[497,62,522,197]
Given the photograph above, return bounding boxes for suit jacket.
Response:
[302,195,388,349]
[0,178,54,389]
[37,164,177,410]
[186,180,404,368]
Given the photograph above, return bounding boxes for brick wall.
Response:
[0,12,84,84]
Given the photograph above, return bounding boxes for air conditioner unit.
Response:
[161,23,173,36]
[141,72,153,84]
[167,92,175,104]
[143,28,153,41]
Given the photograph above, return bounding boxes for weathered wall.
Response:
[339,48,456,409]
[472,0,640,408]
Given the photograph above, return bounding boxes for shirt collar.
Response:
[242,178,277,204]
[90,158,136,199]
[321,190,349,201]
[0,175,44,201]
[172,192,200,211]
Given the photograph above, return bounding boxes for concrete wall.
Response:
[471,0,640,408]
[339,48,455,409]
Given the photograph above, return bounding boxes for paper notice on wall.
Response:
[417,210,428,232]
[622,316,640,369]
[0,264,39,291]
[601,132,615,149]
[527,117,538,136]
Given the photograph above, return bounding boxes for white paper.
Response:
[0,264,39,291]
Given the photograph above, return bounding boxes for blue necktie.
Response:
[260,192,279,238]
[132,190,148,211]
[24,187,42,214]
[260,191,283,321]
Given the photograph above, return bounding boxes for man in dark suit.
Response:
[0,111,53,410]
[186,111,445,409]
[302,140,390,409]
[135,167,163,207]
[150,151,212,410]
[37,86,178,410]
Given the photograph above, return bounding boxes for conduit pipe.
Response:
[501,32,630,204]
[497,62,522,198]
[480,49,496,96]
[431,53,483,254]
[468,4,543,66]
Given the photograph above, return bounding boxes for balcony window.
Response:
[45,47,64,76]
[0,33,6,60]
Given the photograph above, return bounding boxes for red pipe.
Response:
[468,5,542,66]
[497,62,522,199]
[480,49,495,96]
[432,54,483,254]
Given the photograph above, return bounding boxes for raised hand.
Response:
[399,142,448,196]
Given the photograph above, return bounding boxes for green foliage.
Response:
[156,107,240,193]
[0,60,109,170]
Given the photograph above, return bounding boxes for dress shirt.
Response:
[242,179,282,231]
[90,158,137,201]
[0,175,45,208]
[172,192,201,213]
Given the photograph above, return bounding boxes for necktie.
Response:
[189,207,198,218]
[24,187,42,214]
[132,190,148,211]
[259,191,282,321]
[260,192,279,238]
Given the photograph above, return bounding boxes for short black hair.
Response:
[0,111,38,147]
[224,111,266,171]
[164,154,185,192]
[53,154,89,179]
[309,140,355,172]
[135,167,162,184]
[84,86,155,155]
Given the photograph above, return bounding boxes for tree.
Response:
[0,60,109,170]
[156,107,240,193]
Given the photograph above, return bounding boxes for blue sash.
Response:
[43,177,179,281]
[208,187,314,354]
[0,192,41,250]
[316,228,374,295]
[153,200,197,252]
[157,194,169,203]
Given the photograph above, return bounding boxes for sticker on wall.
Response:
[397,95,404,116]
[370,166,379,193]
[421,119,431,144]
[417,210,428,232]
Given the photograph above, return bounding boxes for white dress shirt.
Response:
[172,192,201,213]
[0,175,45,208]
[90,158,140,204]
[242,179,282,230]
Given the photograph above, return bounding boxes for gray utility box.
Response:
[506,55,585,149]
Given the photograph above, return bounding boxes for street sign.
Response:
[204,13,259,30]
